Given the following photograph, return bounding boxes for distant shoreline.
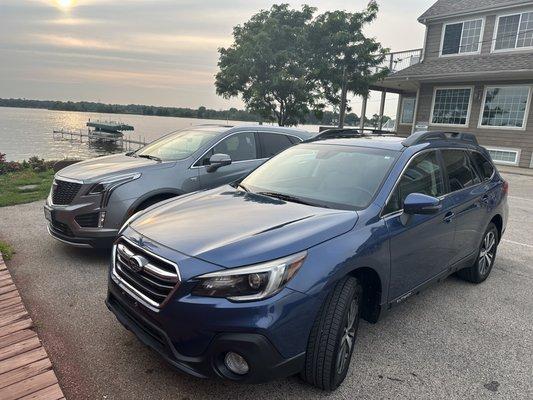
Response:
[0,98,366,126]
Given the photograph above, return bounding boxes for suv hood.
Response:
[130,186,358,267]
[56,153,173,182]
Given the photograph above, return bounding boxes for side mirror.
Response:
[403,193,441,215]
[206,153,231,173]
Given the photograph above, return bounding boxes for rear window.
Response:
[259,132,296,158]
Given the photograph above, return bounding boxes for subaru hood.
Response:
[130,186,358,267]
[56,153,173,182]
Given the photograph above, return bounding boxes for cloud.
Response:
[32,34,121,50]
[45,17,101,25]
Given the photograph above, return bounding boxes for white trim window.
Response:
[430,87,473,126]
[441,19,483,55]
[493,11,533,51]
[400,97,416,125]
[486,147,520,166]
[479,85,531,129]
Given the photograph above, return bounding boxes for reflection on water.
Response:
[0,107,321,162]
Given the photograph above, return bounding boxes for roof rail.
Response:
[306,128,397,142]
[401,131,478,147]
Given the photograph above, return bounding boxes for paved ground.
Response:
[0,172,532,400]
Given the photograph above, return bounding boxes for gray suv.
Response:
[44,125,312,248]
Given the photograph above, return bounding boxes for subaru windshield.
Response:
[240,143,398,210]
[135,128,223,161]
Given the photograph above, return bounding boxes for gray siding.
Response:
[424,13,496,59]
[414,81,533,168]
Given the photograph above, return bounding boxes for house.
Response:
[372,0,533,169]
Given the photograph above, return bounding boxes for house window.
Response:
[442,19,483,55]
[494,11,533,51]
[430,87,472,126]
[486,148,520,166]
[400,98,415,124]
[480,86,530,128]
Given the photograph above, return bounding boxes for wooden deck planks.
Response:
[0,255,65,399]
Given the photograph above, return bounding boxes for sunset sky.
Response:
[0,0,432,116]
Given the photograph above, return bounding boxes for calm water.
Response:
[0,107,321,162]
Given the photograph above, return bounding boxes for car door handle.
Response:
[480,194,489,205]
[443,212,455,223]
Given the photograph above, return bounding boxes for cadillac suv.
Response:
[44,125,311,247]
[106,130,508,390]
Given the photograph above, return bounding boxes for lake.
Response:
[0,107,321,162]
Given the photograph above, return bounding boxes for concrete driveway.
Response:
[1,172,532,400]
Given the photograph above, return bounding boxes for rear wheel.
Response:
[300,276,362,391]
[457,222,498,283]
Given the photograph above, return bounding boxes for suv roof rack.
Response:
[306,128,397,142]
[401,131,478,147]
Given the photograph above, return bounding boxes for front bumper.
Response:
[106,281,305,383]
[45,200,119,248]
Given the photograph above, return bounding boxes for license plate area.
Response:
[44,207,54,222]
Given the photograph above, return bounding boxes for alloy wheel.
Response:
[336,298,358,375]
[478,230,496,276]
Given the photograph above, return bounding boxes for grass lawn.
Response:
[0,240,14,260]
[0,169,54,207]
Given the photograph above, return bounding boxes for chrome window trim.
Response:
[380,147,495,219]
[111,236,181,312]
[189,130,303,169]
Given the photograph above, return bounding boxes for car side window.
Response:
[470,151,494,181]
[196,132,257,166]
[441,150,481,192]
[259,132,296,158]
[384,151,445,215]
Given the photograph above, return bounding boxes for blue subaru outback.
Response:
[106,130,508,390]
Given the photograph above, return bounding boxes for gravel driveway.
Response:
[1,172,532,400]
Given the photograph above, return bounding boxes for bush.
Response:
[27,156,48,172]
[0,153,57,175]
[0,241,14,261]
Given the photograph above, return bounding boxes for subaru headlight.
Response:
[192,251,307,301]
[87,173,141,195]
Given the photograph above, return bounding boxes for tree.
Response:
[368,113,390,128]
[215,4,318,126]
[307,1,388,128]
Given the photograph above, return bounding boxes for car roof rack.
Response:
[401,131,478,147]
[306,128,397,142]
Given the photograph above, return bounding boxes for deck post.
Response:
[378,90,387,130]
[359,95,368,131]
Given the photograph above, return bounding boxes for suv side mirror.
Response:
[403,193,441,215]
[206,153,232,173]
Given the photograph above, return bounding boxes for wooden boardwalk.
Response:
[0,255,65,400]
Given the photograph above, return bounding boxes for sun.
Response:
[56,0,75,10]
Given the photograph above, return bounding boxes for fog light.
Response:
[98,211,106,228]
[224,351,249,375]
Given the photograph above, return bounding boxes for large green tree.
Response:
[215,4,318,126]
[307,1,388,128]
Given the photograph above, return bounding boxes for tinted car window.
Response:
[384,151,445,214]
[470,151,494,180]
[442,150,481,192]
[259,133,295,158]
[196,132,258,166]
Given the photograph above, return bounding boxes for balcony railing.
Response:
[379,48,422,74]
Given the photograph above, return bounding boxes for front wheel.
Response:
[457,222,498,283]
[300,276,362,391]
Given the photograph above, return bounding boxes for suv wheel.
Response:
[457,222,498,283]
[301,276,362,390]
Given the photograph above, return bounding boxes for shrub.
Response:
[27,156,48,172]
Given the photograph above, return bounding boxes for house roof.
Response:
[418,0,533,22]
[385,52,533,81]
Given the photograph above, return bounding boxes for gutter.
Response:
[386,68,533,81]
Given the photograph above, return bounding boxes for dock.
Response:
[0,255,65,400]
[53,119,146,151]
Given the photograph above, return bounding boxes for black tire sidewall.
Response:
[474,223,499,281]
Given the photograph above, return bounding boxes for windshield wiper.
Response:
[256,191,319,207]
[237,183,249,192]
[138,154,162,162]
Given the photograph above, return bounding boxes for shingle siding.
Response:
[415,81,533,168]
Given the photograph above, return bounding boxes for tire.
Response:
[300,276,362,391]
[457,222,499,283]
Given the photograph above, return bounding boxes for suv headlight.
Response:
[192,251,307,302]
[87,173,141,195]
